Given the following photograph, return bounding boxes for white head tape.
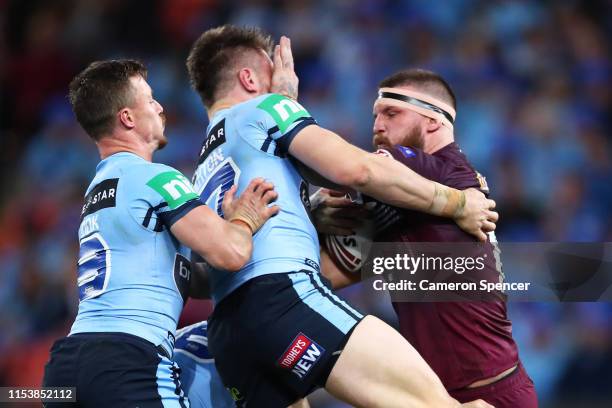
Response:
[375,87,456,129]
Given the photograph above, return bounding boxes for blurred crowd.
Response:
[0,0,610,406]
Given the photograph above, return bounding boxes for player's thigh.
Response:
[73,333,189,408]
[208,270,364,406]
[325,315,454,408]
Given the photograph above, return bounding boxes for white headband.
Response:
[375,87,456,129]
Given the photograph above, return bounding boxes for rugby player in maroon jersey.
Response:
[317,69,538,408]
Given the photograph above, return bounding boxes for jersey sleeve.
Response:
[254,94,317,155]
[127,164,202,231]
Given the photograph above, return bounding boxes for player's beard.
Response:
[373,127,424,150]
[402,126,425,150]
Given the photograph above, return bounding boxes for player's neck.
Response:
[423,131,454,154]
[97,133,155,162]
[208,92,257,119]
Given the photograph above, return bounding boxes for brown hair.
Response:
[68,59,147,140]
[186,25,273,107]
[379,69,457,111]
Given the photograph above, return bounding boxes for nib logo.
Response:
[277,333,325,379]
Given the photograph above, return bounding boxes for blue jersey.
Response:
[174,321,234,408]
[70,152,202,354]
[192,94,320,303]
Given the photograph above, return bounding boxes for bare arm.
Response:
[289,126,496,241]
[171,178,279,272]
[271,35,496,240]
[291,126,436,212]
[171,205,252,272]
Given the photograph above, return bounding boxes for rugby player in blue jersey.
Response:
[174,319,314,408]
[185,26,495,408]
[42,59,279,407]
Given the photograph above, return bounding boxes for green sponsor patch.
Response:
[257,94,310,133]
[147,170,199,209]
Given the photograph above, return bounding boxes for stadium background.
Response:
[0,0,610,407]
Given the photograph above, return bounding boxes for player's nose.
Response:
[373,115,385,134]
[155,99,164,114]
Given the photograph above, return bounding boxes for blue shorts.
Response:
[208,270,365,407]
[43,332,189,407]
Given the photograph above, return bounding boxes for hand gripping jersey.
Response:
[174,321,234,408]
[192,94,320,303]
[70,152,202,354]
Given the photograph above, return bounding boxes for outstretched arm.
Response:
[289,127,497,241]
[270,35,497,241]
[172,178,279,272]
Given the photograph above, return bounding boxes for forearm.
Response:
[217,220,253,271]
[289,126,466,219]
[356,153,466,218]
[171,206,253,272]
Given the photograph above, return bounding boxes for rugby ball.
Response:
[324,225,373,274]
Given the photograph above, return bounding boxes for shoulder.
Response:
[120,161,178,183]
[375,145,420,161]
[122,162,198,206]
[123,162,188,192]
[376,144,439,169]
[242,94,312,131]
[377,144,453,183]
[438,144,487,191]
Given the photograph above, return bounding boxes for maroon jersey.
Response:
[372,143,519,391]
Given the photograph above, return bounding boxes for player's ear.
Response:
[118,108,135,130]
[426,117,441,133]
[238,68,258,93]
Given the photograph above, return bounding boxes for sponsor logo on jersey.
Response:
[304,258,320,272]
[257,94,310,133]
[147,171,199,209]
[278,333,325,379]
[173,253,191,302]
[81,178,118,220]
[398,145,416,158]
[198,119,226,164]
